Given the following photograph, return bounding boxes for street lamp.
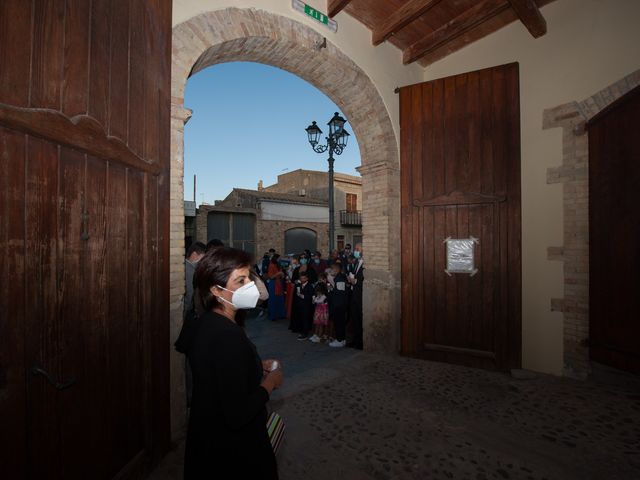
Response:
[305,112,350,252]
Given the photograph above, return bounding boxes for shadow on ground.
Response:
[150,314,640,480]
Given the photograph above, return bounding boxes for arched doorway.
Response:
[285,227,318,255]
[169,7,400,436]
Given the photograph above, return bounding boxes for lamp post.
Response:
[305,112,350,253]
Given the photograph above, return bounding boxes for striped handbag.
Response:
[266,412,285,454]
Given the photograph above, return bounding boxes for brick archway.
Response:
[543,69,640,379]
[169,8,401,436]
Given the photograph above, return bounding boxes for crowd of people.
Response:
[182,240,365,350]
[257,243,364,350]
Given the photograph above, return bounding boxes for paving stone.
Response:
[150,314,640,480]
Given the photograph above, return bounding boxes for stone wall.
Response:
[543,69,640,379]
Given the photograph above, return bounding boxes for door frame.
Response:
[542,69,640,379]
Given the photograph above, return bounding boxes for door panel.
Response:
[400,63,521,371]
[588,85,640,374]
[0,0,172,478]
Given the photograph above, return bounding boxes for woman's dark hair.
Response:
[186,241,206,258]
[194,247,253,318]
[314,282,327,295]
[270,254,280,264]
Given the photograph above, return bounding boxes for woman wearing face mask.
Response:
[175,247,284,479]
[292,254,318,284]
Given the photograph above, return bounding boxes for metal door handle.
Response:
[31,366,76,390]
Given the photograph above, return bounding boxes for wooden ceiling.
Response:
[327,0,557,66]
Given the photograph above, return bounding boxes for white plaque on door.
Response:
[444,237,479,276]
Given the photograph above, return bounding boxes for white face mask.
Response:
[216,281,260,310]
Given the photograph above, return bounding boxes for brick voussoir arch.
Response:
[168,7,402,437]
[171,12,397,168]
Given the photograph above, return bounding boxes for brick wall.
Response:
[543,69,640,379]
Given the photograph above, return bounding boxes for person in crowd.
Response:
[260,252,271,277]
[328,261,349,348]
[309,282,329,343]
[293,252,318,284]
[287,255,299,281]
[295,271,315,340]
[340,243,352,265]
[328,249,340,267]
[310,250,328,275]
[206,238,224,253]
[182,242,206,408]
[347,243,364,350]
[184,242,206,316]
[174,247,283,479]
[266,253,286,321]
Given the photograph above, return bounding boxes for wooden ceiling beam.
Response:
[507,0,547,37]
[328,0,352,18]
[403,0,511,64]
[372,0,443,46]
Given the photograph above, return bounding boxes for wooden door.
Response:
[400,63,521,371]
[588,85,640,374]
[0,0,172,478]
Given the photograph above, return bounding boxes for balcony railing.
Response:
[340,210,362,227]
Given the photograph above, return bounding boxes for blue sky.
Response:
[184,62,362,203]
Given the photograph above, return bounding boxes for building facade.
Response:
[195,188,330,257]
[263,169,363,250]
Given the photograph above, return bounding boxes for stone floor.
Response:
[150,313,640,480]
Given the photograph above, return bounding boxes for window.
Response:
[346,193,358,212]
[337,235,345,251]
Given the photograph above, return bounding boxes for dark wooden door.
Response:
[588,85,640,374]
[0,0,172,478]
[400,63,521,371]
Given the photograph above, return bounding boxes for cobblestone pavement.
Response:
[150,314,640,480]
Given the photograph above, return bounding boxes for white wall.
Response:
[260,201,329,222]
[423,0,640,375]
[172,0,424,151]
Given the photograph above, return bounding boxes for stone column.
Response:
[169,102,192,440]
[358,161,402,354]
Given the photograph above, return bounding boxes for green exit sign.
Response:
[292,0,338,32]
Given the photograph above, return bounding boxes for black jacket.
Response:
[177,311,278,479]
[329,272,349,309]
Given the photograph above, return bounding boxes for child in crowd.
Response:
[328,261,349,348]
[309,283,329,343]
[295,272,315,340]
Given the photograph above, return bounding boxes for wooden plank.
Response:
[328,0,352,18]
[403,0,510,64]
[30,0,66,109]
[399,86,414,354]
[418,0,556,66]
[372,0,443,46]
[0,0,33,106]
[0,127,27,478]
[108,0,131,140]
[88,0,111,126]
[24,136,62,479]
[504,63,522,369]
[62,0,91,117]
[507,0,547,38]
